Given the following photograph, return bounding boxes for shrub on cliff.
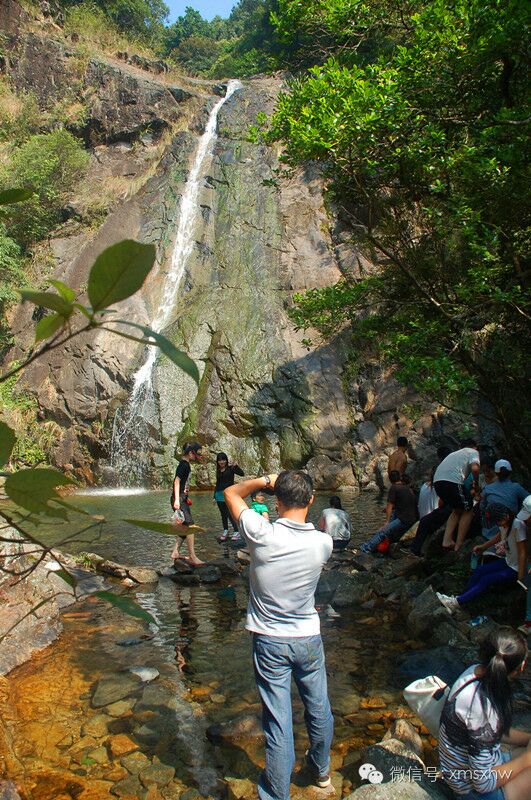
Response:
[1,129,89,249]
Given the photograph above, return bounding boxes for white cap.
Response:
[517,495,531,522]
[494,459,512,472]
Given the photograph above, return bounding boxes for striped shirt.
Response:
[439,666,502,795]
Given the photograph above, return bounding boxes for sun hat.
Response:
[494,459,512,472]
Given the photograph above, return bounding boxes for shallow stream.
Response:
[1,491,434,800]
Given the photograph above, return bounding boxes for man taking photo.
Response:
[224,471,334,800]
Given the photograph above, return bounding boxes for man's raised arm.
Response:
[224,474,278,523]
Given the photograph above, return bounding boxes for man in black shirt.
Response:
[360,470,417,553]
[171,442,204,565]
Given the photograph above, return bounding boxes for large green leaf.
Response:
[55,568,77,589]
[35,313,64,343]
[94,591,156,624]
[0,188,33,205]
[19,289,73,317]
[4,468,75,515]
[115,321,200,385]
[125,518,206,535]
[49,279,76,303]
[0,421,16,466]
[88,241,156,312]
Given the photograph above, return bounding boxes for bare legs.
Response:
[442,509,473,551]
[171,534,204,566]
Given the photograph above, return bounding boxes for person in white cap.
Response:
[517,495,531,637]
[480,460,528,544]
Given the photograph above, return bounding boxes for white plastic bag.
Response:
[403,675,448,738]
[172,509,185,525]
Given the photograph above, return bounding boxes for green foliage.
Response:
[164,0,281,77]
[93,590,156,623]
[4,468,75,517]
[0,225,25,341]
[62,0,168,44]
[1,130,89,249]
[0,421,16,466]
[270,0,530,464]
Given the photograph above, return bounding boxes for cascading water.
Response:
[110,80,241,485]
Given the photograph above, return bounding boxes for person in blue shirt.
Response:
[480,459,528,546]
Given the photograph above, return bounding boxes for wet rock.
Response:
[91,672,143,707]
[169,572,201,586]
[111,774,145,797]
[383,720,423,758]
[107,733,139,758]
[128,567,159,584]
[332,691,361,715]
[331,573,374,608]
[139,764,176,788]
[209,558,239,575]
[87,745,109,764]
[407,587,456,641]
[81,713,111,738]
[346,783,447,799]
[135,724,159,746]
[98,560,128,578]
[207,713,264,745]
[400,647,468,689]
[128,666,159,683]
[0,781,22,800]
[121,750,150,775]
[195,564,222,584]
[361,737,423,780]
[226,777,255,800]
[158,567,177,578]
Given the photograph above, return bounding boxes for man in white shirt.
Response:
[224,471,333,800]
[433,441,481,551]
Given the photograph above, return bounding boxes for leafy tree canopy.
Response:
[267,0,530,466]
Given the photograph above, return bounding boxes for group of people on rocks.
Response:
[167,439,530,800]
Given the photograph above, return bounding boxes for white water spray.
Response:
[111,80,241,481]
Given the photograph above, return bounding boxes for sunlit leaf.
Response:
[55,569,77,589]
[114,321,200,385]
[88,240,156,312]
[35,313,64,343]
[0,188,33,205]
[0,421,16,466]
[93,591,156,624]
[19,289,73,317]
[49,280,76,303]
[4,468,75,515]
[125,518,206,535]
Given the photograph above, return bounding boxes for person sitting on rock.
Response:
[436,502,527,614]
[318,496,352,551]
[516,496,531,639]
[439,626,531,800]
[360,470,416,554]
[387,435,409,479]
[480,459,529,548]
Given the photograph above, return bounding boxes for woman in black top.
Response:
[214,452,244,541]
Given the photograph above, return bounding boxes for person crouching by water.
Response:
[318,496,352,550]
[439,627,531,799]
[170,442,204,566]
[213,452,244,542]
[224,471,334,800]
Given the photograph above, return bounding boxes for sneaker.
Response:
[230,532,242,543]
[436,592,459,614]
[305,751,331,788]
[326,605,340,619]
[518,622,531,637]
[218,530,229,542]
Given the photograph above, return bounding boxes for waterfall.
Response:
[110,80,241,485]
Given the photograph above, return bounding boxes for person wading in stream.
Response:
[170,442,204,566]
[225,471,334,800]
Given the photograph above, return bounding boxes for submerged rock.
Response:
[207,713,264,745]
[127,567,159,584]
[91,672,143,708]
[139,763,176,788]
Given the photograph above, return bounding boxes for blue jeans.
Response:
[457,559,517,604]
[360,517,408,552]
[252,633,334,800]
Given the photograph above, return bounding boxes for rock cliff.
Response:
[2,4,501,489]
